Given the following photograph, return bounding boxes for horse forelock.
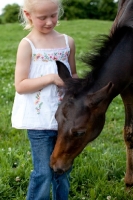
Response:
[64,77,90,96]
[65,26,133,96]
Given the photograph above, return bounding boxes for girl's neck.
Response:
[30,28,57,38]
[26,29,66,49]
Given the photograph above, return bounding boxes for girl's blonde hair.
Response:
[19,0,64,30]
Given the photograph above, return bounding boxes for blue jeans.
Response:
[27,130,71,200]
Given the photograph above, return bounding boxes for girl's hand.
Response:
[50,74,65,87]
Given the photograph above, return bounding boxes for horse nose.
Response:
[55,168,64,175]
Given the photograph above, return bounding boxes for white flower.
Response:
[15,176,21,182]
[8,147,11,151]
[27,151,31,155]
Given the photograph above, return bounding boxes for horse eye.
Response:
[73,131,86,137]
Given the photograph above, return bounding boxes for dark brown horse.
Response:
[51,0,133,187]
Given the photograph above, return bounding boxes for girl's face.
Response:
[25,1,59,33]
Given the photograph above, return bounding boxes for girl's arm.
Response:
[68,36,78,78]
[15,39,64,94]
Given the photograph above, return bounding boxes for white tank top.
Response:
[11,34,71,130]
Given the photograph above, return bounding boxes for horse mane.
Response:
[65,26,133,96]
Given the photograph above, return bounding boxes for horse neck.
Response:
[87,29,133,98]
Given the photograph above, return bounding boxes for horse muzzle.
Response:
[50,155,72,174]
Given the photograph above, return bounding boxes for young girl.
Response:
[11,0,78,199]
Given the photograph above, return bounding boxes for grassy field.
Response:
[0,19,132,199]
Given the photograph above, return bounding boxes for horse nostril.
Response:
[55,168,64,175]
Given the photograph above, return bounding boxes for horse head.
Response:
[50,61,114,173]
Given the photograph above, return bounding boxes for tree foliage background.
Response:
[0,0,118,23]
[1,4,20,23]
[63,0,118,20]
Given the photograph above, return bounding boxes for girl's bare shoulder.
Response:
[18,37,31,48]
[17,38,32,60]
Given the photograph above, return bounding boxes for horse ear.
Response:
[56,61,71,81]
[85,82,114,108]
[111,0,133,32]
[117,0,126,12]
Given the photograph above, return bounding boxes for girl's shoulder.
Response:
[17,38,32,57]
[18,36,37,53]
[66,35,75,49]
[67,35,74,43]
[55,30,74,42]
[56,31,75,49]
[18,37,32,49]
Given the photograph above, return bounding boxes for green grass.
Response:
[0,20,132,199]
